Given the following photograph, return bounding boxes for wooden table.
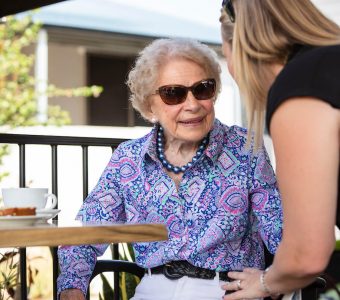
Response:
[0,220,168,248]
[0,220,168,300]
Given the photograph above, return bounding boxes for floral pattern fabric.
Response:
[57,119,282,296]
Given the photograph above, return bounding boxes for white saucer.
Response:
[0,215,51,228]
[36,208,61,218]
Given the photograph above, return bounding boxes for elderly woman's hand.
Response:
[221,268,269,300]
[60,288,85,300]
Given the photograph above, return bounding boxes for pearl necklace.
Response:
[156,125,208,174]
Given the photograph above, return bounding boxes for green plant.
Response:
[99,274,114,300]
[335,240,340,251]
[0,13,103,181]
[0,250,19,300]
[99,244,140,300]
[319,283,340,300]
[0,145,9,182]
[0,249,44,300]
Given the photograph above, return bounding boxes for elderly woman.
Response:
[57,38,282,300]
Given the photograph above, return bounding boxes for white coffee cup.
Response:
[1,188,57,210]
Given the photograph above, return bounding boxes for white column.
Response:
[35,29,48,123]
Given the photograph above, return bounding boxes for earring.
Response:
[151,116,158,124]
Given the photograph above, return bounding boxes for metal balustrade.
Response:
[0,133,127,300]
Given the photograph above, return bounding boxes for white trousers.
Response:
[282,290,302,300]
[130,273,226,300]
[130,271,301,300]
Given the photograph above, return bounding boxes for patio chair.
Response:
[88,259,144,300]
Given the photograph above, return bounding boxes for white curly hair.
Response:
[126,38,222,122]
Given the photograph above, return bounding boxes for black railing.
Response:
[0,133,127,300]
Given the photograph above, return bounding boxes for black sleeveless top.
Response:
[266,44,340,228]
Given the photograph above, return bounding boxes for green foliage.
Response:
[0,249,43,300]
[336,240,340,251]
[100,274,114,300]
[0,14,102,128]
[99,244,140,300]
[0,145,9,182]
[121,271,140,300]
[319,283,340,300]
[0,250,19,300]
[118,244,140,300]
[0,13,103,181]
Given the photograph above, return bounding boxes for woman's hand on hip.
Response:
[60,288,85,300]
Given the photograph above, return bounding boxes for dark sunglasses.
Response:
[154,78,216,105]
[222,0,235,23]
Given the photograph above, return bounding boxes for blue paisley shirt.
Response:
[57,119,282,296]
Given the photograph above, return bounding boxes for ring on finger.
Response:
[236,279,242,290]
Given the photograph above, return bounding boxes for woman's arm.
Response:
[58,146,127,297]
[57,244,109,297]
[60,288,85,300]
[265,97,339,293]
[223,98,339,299]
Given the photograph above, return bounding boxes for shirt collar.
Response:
[142,119,226,164]
[205,119,225,163]
[142,126,158,162]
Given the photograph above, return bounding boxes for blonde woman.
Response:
[219,0,340,299]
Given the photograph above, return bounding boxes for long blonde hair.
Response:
[232,0,340,145]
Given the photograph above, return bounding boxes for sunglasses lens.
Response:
[159,86,187,105]
[192,79,216,100]
[156,79,216,105]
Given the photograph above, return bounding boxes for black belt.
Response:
[146,260,230,281]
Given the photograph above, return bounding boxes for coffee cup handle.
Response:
[44,193,58,209]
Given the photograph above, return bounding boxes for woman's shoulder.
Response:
[267,45,340,130]
[272,45,340,99]
[214,120,252,148]
[285,44,340,74]
[272,45,340,93]
[226,124,248,137]
[214,119,248,137]
[114,130,154,156]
